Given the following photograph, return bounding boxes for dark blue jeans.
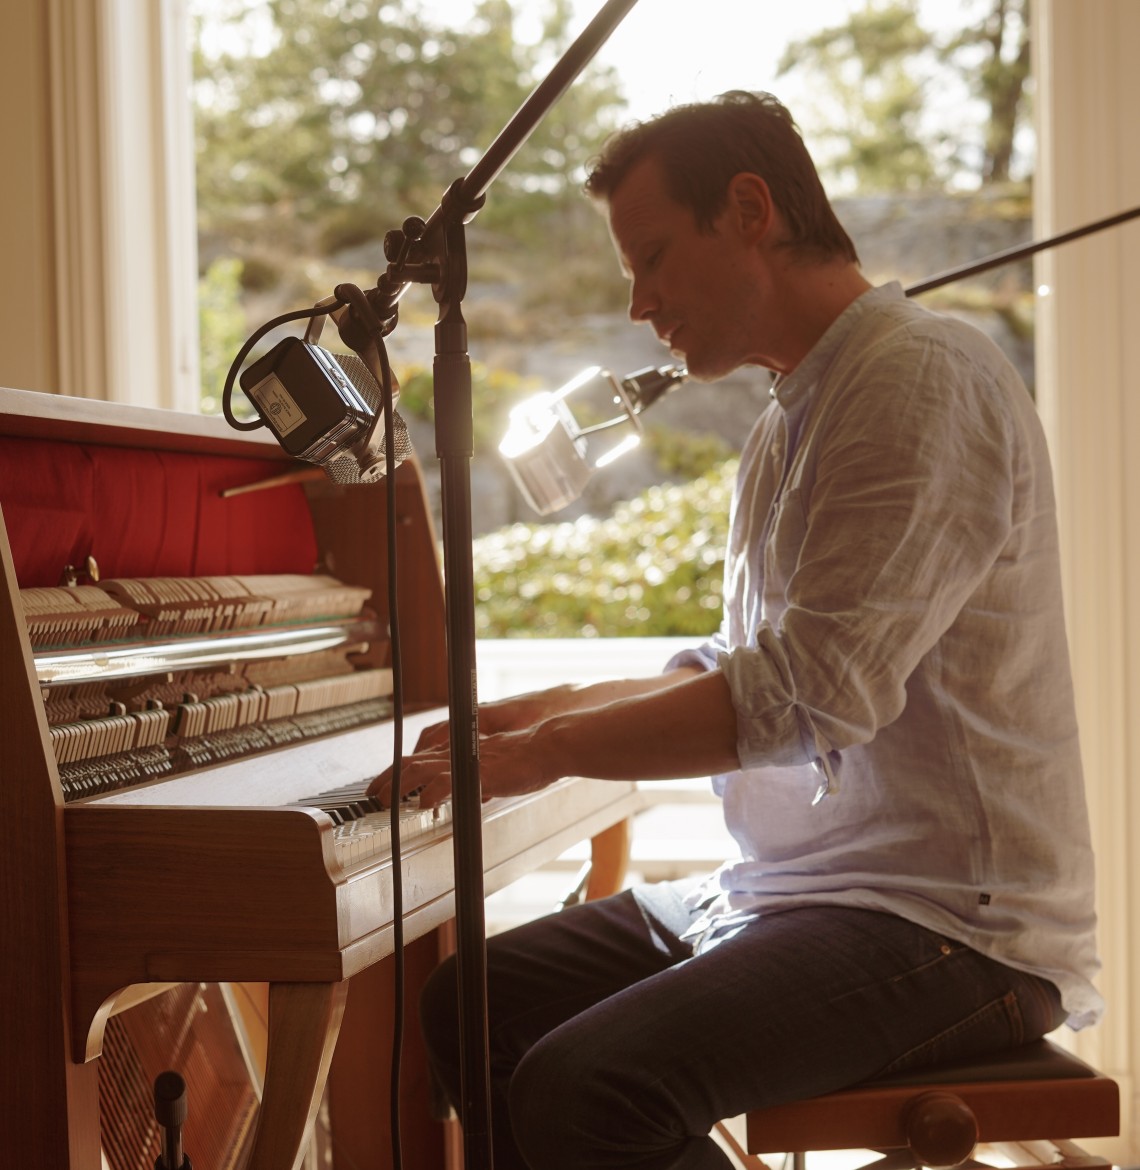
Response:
[419,881,1065,1169]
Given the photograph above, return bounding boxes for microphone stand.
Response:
[349,3,639,1166]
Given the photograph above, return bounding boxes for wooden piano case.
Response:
[0,385,451,1167]
[0,386,639,1169]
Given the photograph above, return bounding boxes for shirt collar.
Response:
[769,282,905,414]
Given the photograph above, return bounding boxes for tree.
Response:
[191,0,626,251]
[776,0,1032,193]
[776,1,946,193]
[939,0,1031,183]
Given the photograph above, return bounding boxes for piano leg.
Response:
[585,819,631,901]
[326,934,449,1169]
[244,979,350,1170]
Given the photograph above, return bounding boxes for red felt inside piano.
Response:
[0,435,318,586]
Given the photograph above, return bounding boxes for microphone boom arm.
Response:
[906,205,1140,296]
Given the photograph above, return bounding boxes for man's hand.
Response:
[367,724,556,811]
[365,665,732,811]
[403,691,555,758]
[368,688,580,811]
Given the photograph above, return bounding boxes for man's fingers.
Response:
[366,766,394,805]
[416,776,453,811]
[415,720,450,752]
[367,751,453,809]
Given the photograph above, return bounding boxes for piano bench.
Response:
[741,1039,1119,1170]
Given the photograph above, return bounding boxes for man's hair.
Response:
[584,91,858,265]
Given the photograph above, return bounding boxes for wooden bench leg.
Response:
[244,979,349,1170]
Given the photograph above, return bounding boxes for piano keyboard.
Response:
[77,707,461,874]
[293,781,454,868]
[55,697,392,800]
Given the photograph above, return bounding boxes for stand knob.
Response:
[904,1090,978,1168]
[153,1070,192,1170]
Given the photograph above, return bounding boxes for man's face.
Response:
[606,156,769,381]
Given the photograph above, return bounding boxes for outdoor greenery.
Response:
[193,0,626,271]
[198,257,249,417]
[472,460,735,638]
[397,360,538,452]
[192,0,1035,638]
[777,0,1031,191]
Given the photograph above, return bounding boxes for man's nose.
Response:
[628,277,655,323]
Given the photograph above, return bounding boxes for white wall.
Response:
[0,1,58,394]
[1035,1,1140,1161]
[0,0,199,407]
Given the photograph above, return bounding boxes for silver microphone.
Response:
[499,364,686,515]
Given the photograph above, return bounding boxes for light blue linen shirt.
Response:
[673,283,1103,1030]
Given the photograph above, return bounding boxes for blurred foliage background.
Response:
[192,0,1031,637]
[473,461,735,638]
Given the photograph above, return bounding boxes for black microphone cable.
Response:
[221,302,343,430]
[333,283,411,1170]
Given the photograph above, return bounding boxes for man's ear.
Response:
[725,172,776,242]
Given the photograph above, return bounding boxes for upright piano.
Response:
[0,386,640,1169]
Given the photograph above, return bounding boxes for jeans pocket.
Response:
[876,990,1025,1078]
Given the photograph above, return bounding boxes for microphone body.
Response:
[240,336,411,484]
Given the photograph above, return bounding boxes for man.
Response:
[371,92,1102,1170]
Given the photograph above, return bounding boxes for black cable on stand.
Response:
[424,187,496,1163]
